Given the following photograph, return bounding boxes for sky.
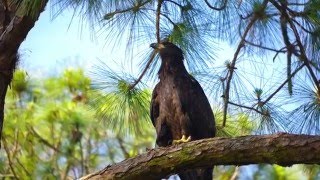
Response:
[18,6,236,78]
[19,8,112,77]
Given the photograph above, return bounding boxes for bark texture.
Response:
[81,133,320,180]
[0,1,48,145]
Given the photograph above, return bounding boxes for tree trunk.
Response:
[80,133,320,180]
[0,1,48,145]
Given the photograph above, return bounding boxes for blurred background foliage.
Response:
[1,69,155,179]
[0,69,319,179]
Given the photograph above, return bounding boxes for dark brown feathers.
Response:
[150,42,216,180]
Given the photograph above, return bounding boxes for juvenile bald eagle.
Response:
[150,42,216,180]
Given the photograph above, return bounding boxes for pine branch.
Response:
[2,138,18,179]
[222,15,259,126]
[262,63,305,106]
[80,133,320,180]
[269,0,320,93]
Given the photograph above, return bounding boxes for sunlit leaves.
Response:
[1,68,156,179]
[11,70,28,96]
[253,164,305,180]
[61,68,91,93]
[302,164,320,179]
[215,112,255,137]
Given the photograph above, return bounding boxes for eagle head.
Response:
[150,42,184,60]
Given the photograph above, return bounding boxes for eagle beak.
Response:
[150,43,165,50]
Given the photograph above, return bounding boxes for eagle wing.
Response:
[150,83,172,146]
[176,74,216,139]
[150,83,160,127]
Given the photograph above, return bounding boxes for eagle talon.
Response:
[173,135,191,144]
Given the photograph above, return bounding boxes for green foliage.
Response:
[215,112,256,137]
[11,70,28,96]
[61,68,91,93]
[1,69,155,179]
[90,62,153,136]
[253,164,306,180]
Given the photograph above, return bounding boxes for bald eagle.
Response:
[150,42,216,180]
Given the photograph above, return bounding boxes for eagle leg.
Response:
[172,135,191,144]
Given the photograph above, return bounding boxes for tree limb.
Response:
[80,133,320,180]
[0,0,48,147]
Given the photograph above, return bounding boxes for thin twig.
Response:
[160,13,175,26]
[116,136,130,159]
[291,18,313,34]
[30,127,61,153]
[144,9,175,25]
[230,166,240,180]
[285,6,306,17]
[269,0,320,91]
[164,0,183,8]
[16,158,32,176]
[273,47,287,61]
[228,101,265,115]
[262,63,305,106]
[204,0,228,11]
[2,138,18,179]
[245,40,287,53]
[79,139,85,176]
[103,0,151,19]
[129,50,157,90]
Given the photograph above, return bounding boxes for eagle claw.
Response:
[173,135,191,144]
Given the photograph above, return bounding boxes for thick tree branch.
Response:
[80,133,320,180]
[0,1,48,147]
